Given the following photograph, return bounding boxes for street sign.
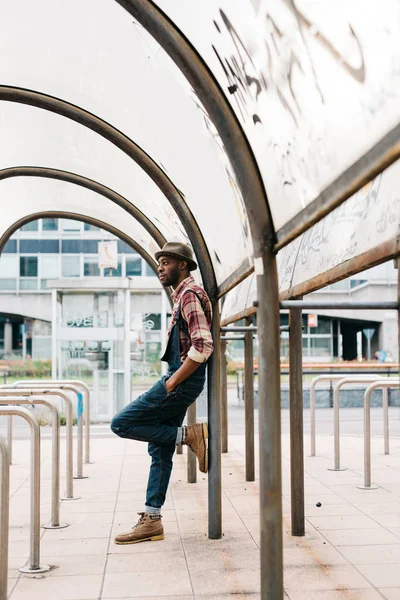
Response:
[362,328,375,340]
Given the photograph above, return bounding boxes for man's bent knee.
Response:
[110,415,127,438]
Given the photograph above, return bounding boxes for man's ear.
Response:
[180,260,188,272]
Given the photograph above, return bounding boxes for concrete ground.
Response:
[2,393,400,599]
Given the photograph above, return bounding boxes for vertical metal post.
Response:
[208,301,221,539]
[187,402,197,483]
[51,289,57,379]
[221,336,228,454]
[7,416,12,465]
[74,391,84,479]
[244,317,255,481]
[257,252,283,599]
[289,307,305,536]
[124,289,131,407]
[0,407,50,573]
[383,387,389,455]
[398,257,400,407]
[0,436,9,600]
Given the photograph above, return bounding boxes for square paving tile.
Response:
[102,571,192,597]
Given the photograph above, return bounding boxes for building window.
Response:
[61,219,81,232]
[82,240,99,253]
[42,218,58,231]
[3,240,17,253]
[84,256,100,276]
[62,256,80,277]
[21,221,39,232]
[41,256,59,279]
[0,255,18,290]
[84,223,100,231]
[126,256,142,276]
[144,261,156,277]
[118,240,135,253]
[62,240,82,253]
[105,257,122,277]
[20,257,38,277]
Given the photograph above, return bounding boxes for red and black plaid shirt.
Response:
[168,275,213,364]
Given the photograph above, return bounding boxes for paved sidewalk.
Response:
[3,417,400,599]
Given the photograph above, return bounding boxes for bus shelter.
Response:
[0,1,399,598]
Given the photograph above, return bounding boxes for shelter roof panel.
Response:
[155,0,400,235]
[0,0,253,284]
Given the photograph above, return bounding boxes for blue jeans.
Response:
[111,372,205,511]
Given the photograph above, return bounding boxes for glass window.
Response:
[309,337,331,356]
[62,256,80,277]
[126,256,142,276]
[40,240,60,253]
[20,278,38,290]
[61,219,81,232]
[0,279,17,290]
[20,240,39,253]
[62,240,82,253]
[42,218,58,231]
[118,240,135,254]
[82,240,99,253]
[21,221,39,232]
[3,240,17,253]
[105,257,122,277]
[84,256,100,276]
[350,279,367,288]
[41,256,59,279]
[0,255,18,278]
[312,316,331,334]
[84,223,100,231]
[20,257,38,277]
[145,262,157,277]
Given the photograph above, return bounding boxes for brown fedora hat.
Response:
[154,242,197,271]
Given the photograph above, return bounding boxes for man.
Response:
[111,242,213,544]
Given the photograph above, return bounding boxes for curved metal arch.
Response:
[0,210,172,305]
[0,166,166,249]
[0,85,217,298]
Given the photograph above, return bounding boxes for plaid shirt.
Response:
[168,275,213,363]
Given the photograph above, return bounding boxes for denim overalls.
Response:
[111,292,207,511]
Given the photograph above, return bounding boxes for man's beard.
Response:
[161,265,180,287]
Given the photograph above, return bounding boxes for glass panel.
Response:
[62,256,80,277]
[126,256,142,276]
[41,255,59,279]
[62,240,82,253]
[20,240,39,253]
[104,258,122,277]
[83,256,100,277]
[0,279,17,290]
[84,223,100,231]
[350,279,367,288]
[20,256,38,277]
[118,240,135,254]
[40,240,60,253]
[3,240,17,253]
[82,240,99,253]
[311,316,331,335]
[20,278,38,290]
[0,255,18,277]
[144,262,156,277]
[61,219,81,232]
[21,221,38,232]
[309,337,332,357]
[42,218,58,231]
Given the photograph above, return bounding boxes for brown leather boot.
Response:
[184,423,208,473]
[114,512,164,545]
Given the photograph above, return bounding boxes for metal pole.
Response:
[0,406,50,573]
[0,396,68,529]
[7,382,85,480]
[257,252,283,599]
[0,436,9,600]
[7,416,12,465]
[51,289,57,379]
[187,402,197,483]
[383,387,389,455]
[244,317,255,482]
[358,380,400,489]
[124,289,131,408]
[221,336,228,454]
[12,379,92,464]
[208,300,221,539]
[310,375,351,457]
[289,307,305,536]
[329,376,382,471]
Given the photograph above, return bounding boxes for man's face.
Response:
[157,256,184,287]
